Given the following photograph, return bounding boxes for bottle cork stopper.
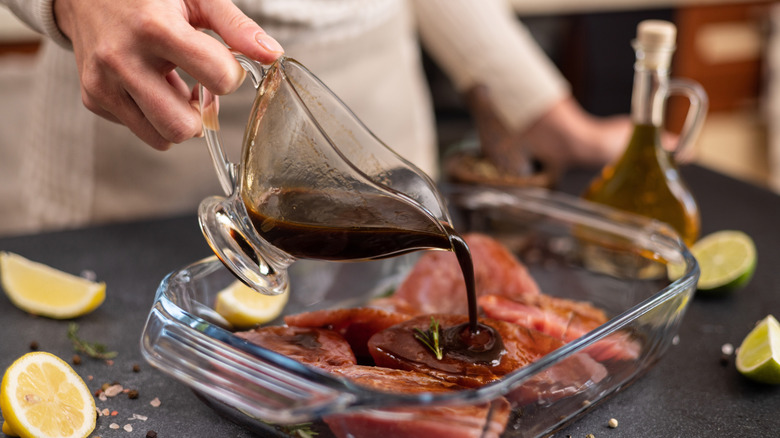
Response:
[636,20,677,50]
[635,20,677,70]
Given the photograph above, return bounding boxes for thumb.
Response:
[195,0,284,63]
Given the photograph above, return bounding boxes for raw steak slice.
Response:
[325,365,511,438]
[285,307,411,360]
[388,233,540,315]
[479,294,640,361]
[235,325,356,369]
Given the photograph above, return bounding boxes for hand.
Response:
[465,87,633,175]
[53,0,284,150]
[520,97,633,170]
[523,97,684,169]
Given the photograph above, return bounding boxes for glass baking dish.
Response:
[141,185,698,438]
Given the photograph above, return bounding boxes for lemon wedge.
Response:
[214,280,289,329]
[0,352,97,438]
[0,252,105,319]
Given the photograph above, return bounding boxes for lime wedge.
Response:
[736,315,780,384]
[690,230,756,294]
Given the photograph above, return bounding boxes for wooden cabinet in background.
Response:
[0,42,39,56]
[669,2,771,131]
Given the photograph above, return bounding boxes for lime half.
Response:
[736,315,780,384]
[691,230,756,294]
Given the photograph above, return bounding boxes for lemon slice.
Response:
[0,252,105,319]
[214,280,290,329]
[736,315,780,384]
[0,352,97,438]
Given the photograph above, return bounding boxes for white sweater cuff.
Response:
[3,0,72,49]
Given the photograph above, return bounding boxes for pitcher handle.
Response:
[666,78,709,159]
[199,52,267,195]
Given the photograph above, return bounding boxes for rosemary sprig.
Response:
[414,316,444,360]
[67,323,118,360]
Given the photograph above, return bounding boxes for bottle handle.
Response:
[199,52,267,196]
[666,78,709,158]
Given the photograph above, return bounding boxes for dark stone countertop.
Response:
[1,165,778,437]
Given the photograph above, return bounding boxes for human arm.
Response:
[411,0,629,170]
[2,0,283,150]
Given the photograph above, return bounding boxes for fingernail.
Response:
[256,33,284,54]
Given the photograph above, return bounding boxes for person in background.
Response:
[0,0,631,236]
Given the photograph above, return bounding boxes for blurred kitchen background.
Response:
[1,0,778,193]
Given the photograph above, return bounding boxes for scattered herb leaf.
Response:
[262,420,318,438]
[67,323,118,360]
[283,423,318,438]
[414,316,444,360]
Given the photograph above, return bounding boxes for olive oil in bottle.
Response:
[583,20,708,247]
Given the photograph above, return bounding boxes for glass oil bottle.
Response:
[582,20,708,247]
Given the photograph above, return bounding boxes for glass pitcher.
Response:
[198,54,454,295]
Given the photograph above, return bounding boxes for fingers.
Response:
[134,1,286,146]
[55,0,285,149]
[125,68,203,149]
[82,65,201,150]
[87,90,175,151]
[190,0,284,64]
[156,27,247,97]
[165,69,192,98]
[164,0,284,97]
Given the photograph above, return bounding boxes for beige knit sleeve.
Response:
[1,0,72,49]
[411,0,569,132]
